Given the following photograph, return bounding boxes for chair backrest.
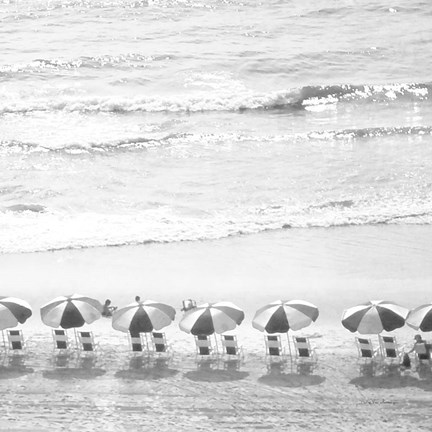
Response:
[221,335,239,356]
[356,337,374,358]
[7,330,24,350]
[195,335,212,355]
[265,335,282,356]
[128,333,145,352]
[53,329,69,350]
[151,332,168,353]
[415,342,430,360]
[293,336,312,358]
[78,331,95,352]
[379,335,399,358]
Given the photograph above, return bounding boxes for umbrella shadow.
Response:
[115,357,179,381]
[42,357,106,380]
[351,364,422,389]
[350,374,420,389]
[0,356,34,379]
[258,362,325,388]
[358,362,377,377]
[184,361,249,383]
[352,363,432,391]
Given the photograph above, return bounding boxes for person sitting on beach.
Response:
[181,299,197,312]
[102,299,117,317]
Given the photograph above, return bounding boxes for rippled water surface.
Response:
[1,0,432,253]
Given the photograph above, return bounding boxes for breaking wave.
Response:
[1,200,431,254]
[0,82,429,115]
[1,125,431,154]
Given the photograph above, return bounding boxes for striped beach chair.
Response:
[378,335,404,366]
[221,335,243,358]
[264,335,287,365]
[355,337,379,362]
[150,332,173,359]
[128,332,147,356]
[52,329,72,355]
[194,335,218,362]
[414,342,431,365]
[6,330,26,355]
[292,336,317,365]
[76,331,100,358]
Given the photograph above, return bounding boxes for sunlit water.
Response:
[1,0,432,253]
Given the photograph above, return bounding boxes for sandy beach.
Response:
[2,0,432,429]
[0,225,431,431]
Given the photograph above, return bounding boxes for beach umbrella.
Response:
[112,300,176,334]
[407,304,432,331]
[40,294,103,329]
[179,302,245,336]
[252,300,319,333]
[0,297,32,330]
[341,300,408,334]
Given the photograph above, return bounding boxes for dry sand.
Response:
[0,225,432,431]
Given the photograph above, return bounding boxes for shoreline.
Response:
[0,224,431,430]
[1,223,431,315]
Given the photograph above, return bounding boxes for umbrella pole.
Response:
[74,328,78,350]
[214,333,219,356]
[213,333,219,365]
[2,330,5,351]
[144,332,150,354]
[286,331,293,363]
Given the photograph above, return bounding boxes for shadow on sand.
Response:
[184,361,249,383]
[351,364,432,391]
[0,357,34,379]
[258,363,326,388]
[42,357,106,380]
[115,357,179,381]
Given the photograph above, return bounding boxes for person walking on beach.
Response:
[102,299,117,317]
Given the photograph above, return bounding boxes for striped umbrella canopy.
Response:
[252,300,319,333]
[179,302,245,336]
[112,300,176,335]
[40,294,103,329]
[407,304,432,331]
[0,297,33,330]
[341,300,408,334]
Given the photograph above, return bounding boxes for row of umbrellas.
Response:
[1,296,432,336]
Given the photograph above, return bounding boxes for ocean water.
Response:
[1,0,432,254]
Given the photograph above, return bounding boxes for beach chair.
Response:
[292,336,317,366]
[6,330,26,355]
[52,329,72,355]
[264,335,287,365]
[76,331,100,358]
[355,337,379,362]
[220,334,244,369]
[150,332,173,359]
[128,332,147,356]
[194,335,218,362]
[221,335,243,358]
[414,342,431,365]
[378,335,404,365]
